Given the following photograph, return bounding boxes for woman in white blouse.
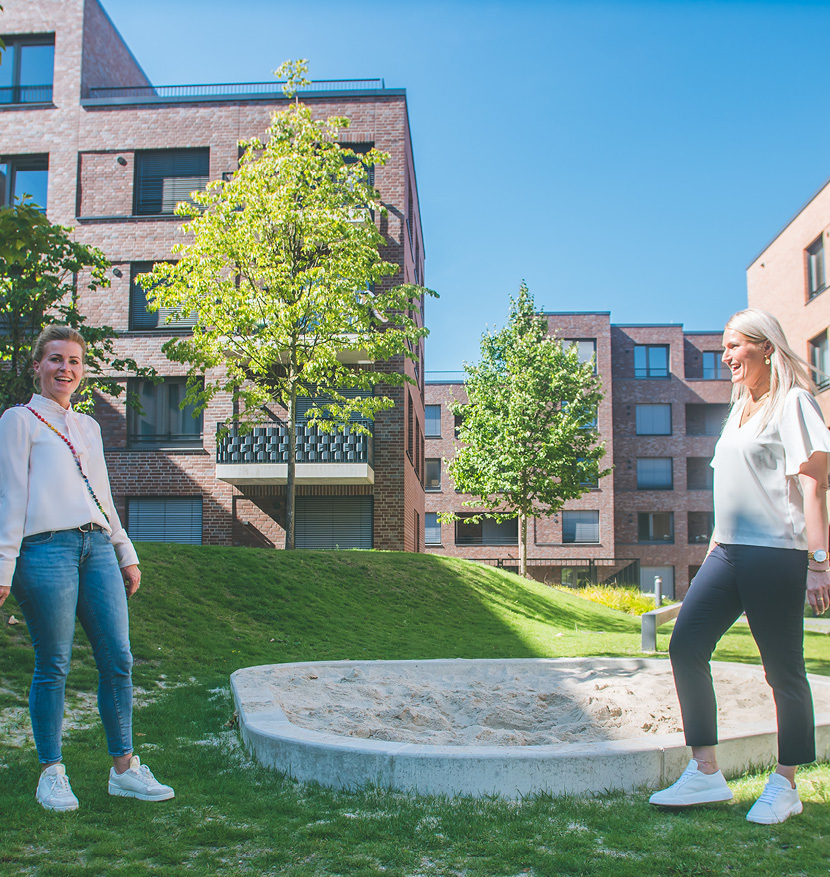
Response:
[650,309,830,824]
[0,325,174,811]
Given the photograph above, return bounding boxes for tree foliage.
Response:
[445,283,610,576]
[141,60,434,548]
[0,204,156,413]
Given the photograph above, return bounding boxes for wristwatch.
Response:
[808,549,828,564]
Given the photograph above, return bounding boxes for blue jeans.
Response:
[11,528,133,764]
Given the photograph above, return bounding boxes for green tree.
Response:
[444,283,610,577]
[141,60,434,549]
[0,203,156,413]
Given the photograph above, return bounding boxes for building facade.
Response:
[1,0,427,551]
[425,314,732,599]
[747,177,830,424]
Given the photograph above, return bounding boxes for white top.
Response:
[0,394,139,587]
[711,387,830,550]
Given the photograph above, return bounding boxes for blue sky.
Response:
[102,0,830,371]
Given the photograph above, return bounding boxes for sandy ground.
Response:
[253,660,830,747]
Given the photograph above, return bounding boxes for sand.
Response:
[252,660,830,747]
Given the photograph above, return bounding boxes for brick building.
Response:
[425,314,732,599]
[747,177,830,424]
[1,0,427,550]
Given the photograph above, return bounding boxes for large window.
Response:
[455,515,518,546]
[807,235,826,300]
[127,377,203,448]
[687,457,714,490]
[127,497,203,544]
[638,512,674,543]
[688,511,714,545]
[425,404,441,437]
[637,458,673,490]
[0,154,48,210]
[810,330,830,391]
[635,404,672,435]
[562,510,600,544]
[564,339,597,372]
[634,344,669,378]
[129,262,195,330]
[425,458,442,491]
[295,496,373,550]
[134,149,209,215]
[702,351,729,380]
[425,512,442,545]
[0,35,54,104]
[685,404,729,436]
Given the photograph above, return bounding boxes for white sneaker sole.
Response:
[746,799,803,824]
[37,795,79,812]
[108,782,174,802]
[649,788,734,807]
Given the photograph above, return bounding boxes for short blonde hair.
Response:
[724,308,816,431]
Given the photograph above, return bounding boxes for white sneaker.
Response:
[746,773,803,824]
[108,756,174,802]
[36,764,79,812]
[649,759,734,807]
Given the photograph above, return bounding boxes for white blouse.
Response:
[0,394,139,587]
[711,387,830,550]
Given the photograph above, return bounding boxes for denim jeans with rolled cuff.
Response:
[11,528,133,764]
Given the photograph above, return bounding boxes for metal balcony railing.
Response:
[0,84,53,104]
[88,79,386,101]
[216,421,373,467]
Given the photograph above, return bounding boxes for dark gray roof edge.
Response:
[540,311,611,316]
[81,88,406,108]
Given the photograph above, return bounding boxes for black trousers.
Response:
[669,543,815,766]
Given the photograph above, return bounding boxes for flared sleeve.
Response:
[780,388,830,476]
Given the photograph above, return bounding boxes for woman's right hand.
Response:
[0,585,10,608]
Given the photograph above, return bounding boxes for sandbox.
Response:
[230,658,830,798]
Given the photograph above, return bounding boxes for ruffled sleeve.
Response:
[780,388,830,476]
[0,408,31,588]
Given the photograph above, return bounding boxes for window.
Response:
[640,565,675,599]
[0,35,54,104]
[810,330,830,391]
[687,457,714,490]
[688,511,714,545]
[702,351,729,380]
[638,512,674,543]
[425,458,442,491]
[455,516,518,546]
[0,154,48,210]
[134,148,209,215]
[129,262,195,330]
[637,458,673,489]
[562,510,600,544]
[807,235,826,299]
[425,512,441,545]
[295,495,373,549]
[425,404,441,437]
[635,404,671,435]
[634,344,669,378]
[454,412,465,438]
[127,497,202,544]
[127,377,203,448]
[564,339,597,372]
[685,404,728,436]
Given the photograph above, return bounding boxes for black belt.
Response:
[78,522,106,533]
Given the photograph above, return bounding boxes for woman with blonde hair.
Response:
[0,325,174,811]
[650,308,830,824]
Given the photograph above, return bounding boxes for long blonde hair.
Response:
[724,308,816,431]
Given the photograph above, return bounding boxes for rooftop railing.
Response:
[0,84,53,104]
[88,79,386,101]
[425,371,465,384]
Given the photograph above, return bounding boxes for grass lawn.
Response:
[1,545,828,876]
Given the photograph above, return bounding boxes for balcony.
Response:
[0,84,53,105]
[215,421,374,486]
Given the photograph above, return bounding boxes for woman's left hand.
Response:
[121,564,141,598]
[806,569,830,616]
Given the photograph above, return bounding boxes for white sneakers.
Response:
[745,772,803,824]
[37,757,174,811]
[36,763,79,812]
[108,755,175,802]
[650,760,803,824]
[649,759,734,807]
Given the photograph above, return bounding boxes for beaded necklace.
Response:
[20,404,110,523]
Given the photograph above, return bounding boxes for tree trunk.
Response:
[519,513,528,578]
[286,384,297,550]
